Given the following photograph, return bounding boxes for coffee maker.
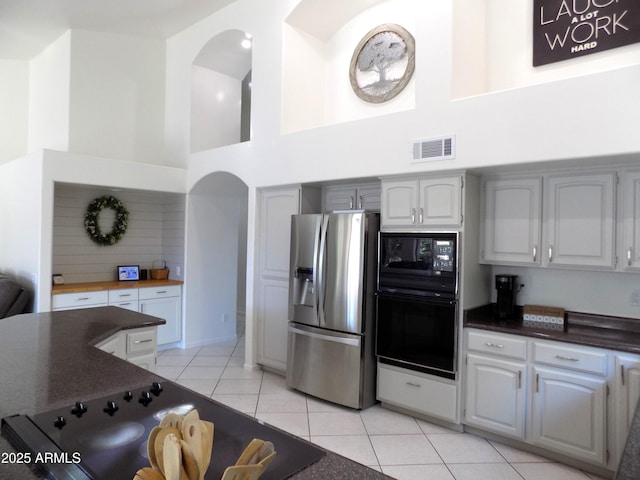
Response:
[495,274,518,320]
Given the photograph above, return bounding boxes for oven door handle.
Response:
[376,291,457,306]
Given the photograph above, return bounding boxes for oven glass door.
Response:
[376,292,457,379]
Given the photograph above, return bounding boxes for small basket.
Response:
[150,268,169,280]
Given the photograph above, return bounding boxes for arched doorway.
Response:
[184,172,248,350]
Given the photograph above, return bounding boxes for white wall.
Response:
[28,31,71,155]
[68,30,166,165]
[490,265,640,319]
[190,65,242,152]
[0,152,45,311]
[0,60,29,164]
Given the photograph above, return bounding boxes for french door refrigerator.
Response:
[286,212,379,409]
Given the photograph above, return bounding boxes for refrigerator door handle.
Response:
[317,215,329,327]
[289,326,360,347]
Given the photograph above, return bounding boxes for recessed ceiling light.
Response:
[241,38,252,49]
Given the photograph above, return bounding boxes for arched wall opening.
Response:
[184,171,248,349]
[190,29,253,153]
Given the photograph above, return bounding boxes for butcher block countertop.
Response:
[0,308,390,480]
[52,279,183,294]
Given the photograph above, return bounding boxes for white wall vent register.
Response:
[411,135,455,162]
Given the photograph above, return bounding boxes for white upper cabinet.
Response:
[322,183,380,212]
[381,176,462,228]
[481,177,542,265]
[259,187,301,278]
[481,170,618,270]
[419,176,462,226]
[622,170,640,270]
[545,172,616,269]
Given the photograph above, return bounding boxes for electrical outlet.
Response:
[631,290,640,307]
[176,266,181,277]
[222,313,229,323]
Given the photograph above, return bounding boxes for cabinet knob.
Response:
[548,245,554,263]
[628,247,633,267]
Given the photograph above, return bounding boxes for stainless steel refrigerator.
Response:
[286,212,379,409]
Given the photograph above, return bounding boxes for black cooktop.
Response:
[1,381,325,480]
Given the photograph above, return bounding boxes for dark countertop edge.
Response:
[0,308,391,480]
[464,304,640,354]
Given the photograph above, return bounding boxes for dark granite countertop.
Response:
[0,307,390,480]
[464,304,640,354]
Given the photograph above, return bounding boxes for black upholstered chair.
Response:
[0,274,29,318]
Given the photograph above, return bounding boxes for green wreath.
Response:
[84,196,129,246]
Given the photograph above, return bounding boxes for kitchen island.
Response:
[0,308,390,480]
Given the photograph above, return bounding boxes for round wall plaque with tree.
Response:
[349,24,415,103]
[84,195,129,246]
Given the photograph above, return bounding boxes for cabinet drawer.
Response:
[52,291,109,310]
[466,330,527,360]
[377,363,457,422]
[108,289,139,303]
[533,341,607,376]
[126,327,157,355]
[139,285,181,300]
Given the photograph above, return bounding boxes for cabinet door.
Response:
[481,177,542,265]
[419,176,462,226]
[622,170,640,270]
[356,185,381,211]
[465,353,526,440]
[259,187,300,278]
[257,279,289,372]
[323,186,356,211]
[381,179,419,227]
[614,354,640,465]
[531,366,607,465]
[139,296,181,345]
[545,173,616,268]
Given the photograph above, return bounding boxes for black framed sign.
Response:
[533,0,640,66]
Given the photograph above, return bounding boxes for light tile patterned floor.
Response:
[157,337,609,480]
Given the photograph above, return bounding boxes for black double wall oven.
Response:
[376,232,459,380]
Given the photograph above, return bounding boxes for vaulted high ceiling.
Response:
[0,0,237,59]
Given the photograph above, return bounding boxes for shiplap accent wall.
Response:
[53,184,185,284]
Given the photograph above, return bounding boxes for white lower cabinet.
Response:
[52,284,182,347]
[257,279,289,372]
[614,353,640,465]
[463,328,620,470]
[108,288,139,311]
[531,365,606,464]
[52,291,108,310]
[465,353,526,440]
[96,326,157,372]
[139,286,182,346]
[377,362,458,423]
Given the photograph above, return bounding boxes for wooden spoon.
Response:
[154,426,181,474]
[182,415,203,472]
[200,420,215,475]
[180,439,201,480]
[160,412,183,430]
[162,433,182,480]
[133,467,165,480]
[146,426,162,471]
